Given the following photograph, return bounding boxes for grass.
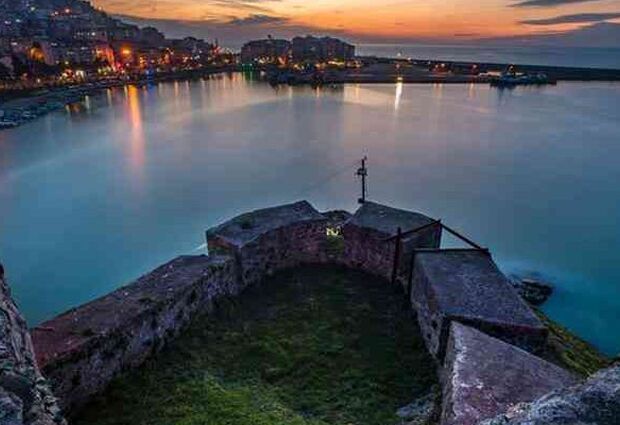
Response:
[535,308,610,377]
[74,265,437,425]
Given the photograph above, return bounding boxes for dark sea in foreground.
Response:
[1,75,619,355]
[357,44,620,69]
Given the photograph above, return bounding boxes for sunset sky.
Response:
[92,0,620,45]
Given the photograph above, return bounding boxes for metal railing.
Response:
[386,219,488,294]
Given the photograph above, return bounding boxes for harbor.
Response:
[3,58,620,129]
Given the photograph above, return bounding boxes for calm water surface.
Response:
[1,75,619,355]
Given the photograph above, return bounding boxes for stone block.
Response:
[207,201,328,287]
[411,250,547,360]
[343,202,441,281]
[441,322,578,425]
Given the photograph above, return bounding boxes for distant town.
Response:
[0,0,236,89]
[0,0,361,89]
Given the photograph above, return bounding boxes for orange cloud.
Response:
[93,0,620,39]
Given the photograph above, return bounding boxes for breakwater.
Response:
[1,200,618,424]
[259,59,620,87]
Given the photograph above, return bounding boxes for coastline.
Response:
[2,59,620,130]
[0,66,237,130]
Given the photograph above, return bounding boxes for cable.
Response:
[292,158,361,200]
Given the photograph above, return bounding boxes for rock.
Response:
[479,364,620,425]
[1,268,66,425]
[510,277,553,306]
[396,386,439,424]
[0,373,35,410]
[0,386,23,425]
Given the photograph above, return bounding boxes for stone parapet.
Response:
[410,249,547,360]
[342,201,441,281]
[31,255,237,413]
[207,201,329,287]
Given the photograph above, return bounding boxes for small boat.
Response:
[491,69,555,87]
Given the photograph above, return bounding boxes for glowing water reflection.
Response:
[126,85,145,179]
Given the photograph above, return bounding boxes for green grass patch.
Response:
[535,308,610,377]
[74,265,437,425]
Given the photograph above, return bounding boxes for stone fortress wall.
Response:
[0,200,617,424]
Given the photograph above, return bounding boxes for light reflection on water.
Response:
[0,74,619,355]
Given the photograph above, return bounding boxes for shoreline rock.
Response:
[480,364,620,425]
[0,262,66,425]
[510,276,554,306]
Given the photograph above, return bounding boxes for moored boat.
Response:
[491,67,556,87]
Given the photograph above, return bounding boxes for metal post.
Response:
[391,227,402,286]
[356,156,367,204]
[407,250,417,298]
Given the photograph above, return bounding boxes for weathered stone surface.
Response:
[207,200,326,248]
[479,363,620,425]
[410,250,547,359]
[0,265,65,425]
[0,386,23,425]
[343,202,441,281]
[441,323,578,425]
[347,201,434,235]
[207,201,329,287]
[32,255,237,413]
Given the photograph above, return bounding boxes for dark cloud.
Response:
[114,14,337,48]
[520,12,620,25]
[481,22,620,47]
[511,0,603,7]
[227,13,289,25]
[208,0,281,13]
